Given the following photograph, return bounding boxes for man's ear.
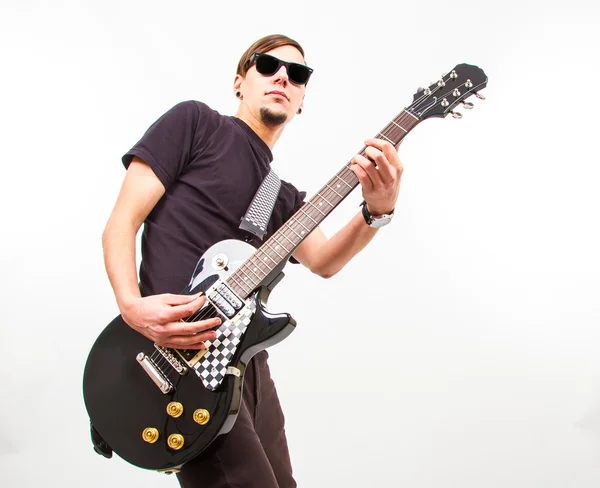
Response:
[233,74,243,92]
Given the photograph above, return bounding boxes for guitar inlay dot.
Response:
[301,231,305,235]
[264,257,268,261]
[254,267,258,271]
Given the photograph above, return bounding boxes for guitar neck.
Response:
[225,109,420,299]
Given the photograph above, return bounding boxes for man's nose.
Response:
[272,65,289,84]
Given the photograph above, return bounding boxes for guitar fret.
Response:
[391,120,407,132]
[287,225,303,239]
[317,193,334,208]
[334,174,353,189]
[254,251,275,270]
[377,132,394,144]
[270,235,290,254]
[264,240,284,259]
[307,201,326,216]
[294,218,311,232]
[234,276,253,294]
[244,261,263,281]
[278,229,298,247]
[325,184,343,198]
[229,272,249,290]
[299,208,318,224]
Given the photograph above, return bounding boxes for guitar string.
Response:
[165,80,469,356]
[180,107,419,328]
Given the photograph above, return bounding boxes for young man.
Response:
[103,34,403,488]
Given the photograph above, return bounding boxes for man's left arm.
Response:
[292,138,403,278]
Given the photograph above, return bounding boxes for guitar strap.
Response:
[239,168,281,242]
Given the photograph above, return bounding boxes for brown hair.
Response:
[236,34,306,77]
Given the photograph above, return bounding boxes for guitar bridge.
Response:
[136,353,173,394]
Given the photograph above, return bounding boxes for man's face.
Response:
[237,45,307,127]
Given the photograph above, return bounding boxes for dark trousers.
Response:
[176,351,296,488]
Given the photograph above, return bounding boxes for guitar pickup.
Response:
[207,283,244,318]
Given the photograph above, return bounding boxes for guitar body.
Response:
[83,239,295,471]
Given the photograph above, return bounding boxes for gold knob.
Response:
[167,433,185,450]
[142,427,159,444]
[166,402,184,418]
[193,409,210,425]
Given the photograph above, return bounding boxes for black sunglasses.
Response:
[246,52,313,86]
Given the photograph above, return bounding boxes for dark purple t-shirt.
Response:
[122,100,306,297]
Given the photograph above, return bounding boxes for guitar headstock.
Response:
[407,64,488,120]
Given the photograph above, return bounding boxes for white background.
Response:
[1,0,600,487]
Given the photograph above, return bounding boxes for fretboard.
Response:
[226,109,420,299]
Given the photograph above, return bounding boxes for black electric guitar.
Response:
[83,63,488,473]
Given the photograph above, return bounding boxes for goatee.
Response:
[260,107,288,127]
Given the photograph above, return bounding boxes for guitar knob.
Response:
[166,402,184,418]
[460,101,474,110]
[194,408,210,425]
[193,409,211,425]
[142,427,159,444]
[167,433,185,450]
[475,92,486,100]
[450,111,463,119]
[417,86,425,92]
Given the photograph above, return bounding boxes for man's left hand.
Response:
[350,138,403,216]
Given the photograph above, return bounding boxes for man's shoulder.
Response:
[169,100,225,120]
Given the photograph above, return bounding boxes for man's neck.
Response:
[234,107,285,150]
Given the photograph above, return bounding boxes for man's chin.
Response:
[260,106,288,127]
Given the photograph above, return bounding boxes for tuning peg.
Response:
[475,92,486,100]
[417,86,425,92]
[460,101,474,110]
[450,111,463,119]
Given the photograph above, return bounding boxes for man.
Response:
[103,34,403,488]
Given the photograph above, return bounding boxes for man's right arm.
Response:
[102,157,220,349]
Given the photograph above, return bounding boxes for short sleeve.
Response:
[122,101,201,189]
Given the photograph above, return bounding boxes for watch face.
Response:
[369,216,392,228]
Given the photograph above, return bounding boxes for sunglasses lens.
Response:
[255,54,280,75]
[253,54,312,85]
[288,64,311,85]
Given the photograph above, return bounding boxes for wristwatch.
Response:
[360,201,394,228]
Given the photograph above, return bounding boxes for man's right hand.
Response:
[121,293,220,350]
